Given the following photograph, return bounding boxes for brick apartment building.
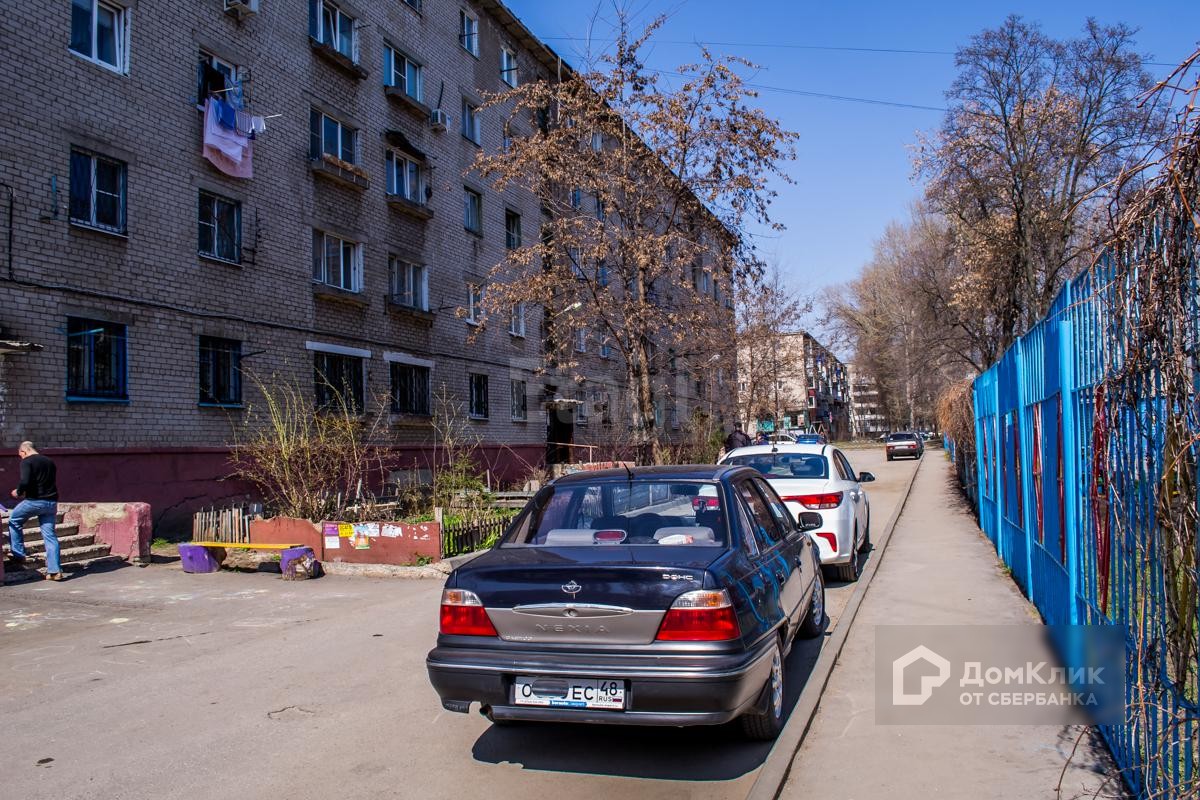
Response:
[847,363,887,439]
[737,331,849,440]
[0,0,728,533]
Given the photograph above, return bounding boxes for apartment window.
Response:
[196,50,236,104]
[466,283,484,324]
[505,210,522,249]
[390,363,431,415]
[312,230,363,292]
[463,188,482,233]
[511,379,527,421]
[591,131,604,152]
[502,123,513,152]
[402,0,422,9]
[66,317,127,401]
[570,187,582,210]
[314,351,364,412]
[574,328,587,353]
[385,150,425,203]
[461,98,481,144]
[459,10,479,56]
[671,407,680,430]
[309,109,358,164]
[197,191,241,263]
[309,0,357,61]
[501,47,519,87]
[69,149,126,233]
[568,248,585,279]
[198,336,242,407]
[70,0,126,71]
[469,373,489,419]
[509,303,526,337]
[384,45,423,102]
[388,257,428,310]
[575,389,588,424]
[599,334,612,359]
[597,262,609,287]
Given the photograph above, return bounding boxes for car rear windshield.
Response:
[888,433,917,441]
[502,480,728,547]
[723,452,828,479]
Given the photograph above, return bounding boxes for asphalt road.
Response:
[0,448,919,800]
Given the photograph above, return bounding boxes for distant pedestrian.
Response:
[724,422,752,452]
[7,442,62,581]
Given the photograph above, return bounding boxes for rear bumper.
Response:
[426,641,775,726]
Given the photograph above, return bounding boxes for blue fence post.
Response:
[1059,283,1080,625]
[1015,336,1034,595]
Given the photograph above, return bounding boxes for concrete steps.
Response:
[22,532,92,553]
[3,515,116,580]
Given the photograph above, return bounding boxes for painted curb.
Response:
[745,456,925,800]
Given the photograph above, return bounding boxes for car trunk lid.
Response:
[454,547,721,645]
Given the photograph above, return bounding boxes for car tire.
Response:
[831,542,862,582]
[858,510,871,553]
[797,566,826,639]
[886,454,893,461]
[741,641,785,741]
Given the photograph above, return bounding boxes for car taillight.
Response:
[439,588,497,636]
[781,492,843,510]
[655,589,740,641]
[813,531,838,553]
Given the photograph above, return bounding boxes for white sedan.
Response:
[719,443,874,581]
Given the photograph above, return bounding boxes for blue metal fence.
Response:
[971,242,1199,795]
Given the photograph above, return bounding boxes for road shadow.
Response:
[470,632,825,781]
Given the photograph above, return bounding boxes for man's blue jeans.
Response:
[8,499,60,574]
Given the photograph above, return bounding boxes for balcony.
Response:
[385,86,432,119]
[310,153,370,190]
[386,194,433,221]
[385,295,435,326]
[309,37,369,80]
[313,282,369,308]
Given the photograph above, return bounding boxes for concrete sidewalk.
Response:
[781,457,1124,800]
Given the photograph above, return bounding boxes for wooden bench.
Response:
[181,541,307,574]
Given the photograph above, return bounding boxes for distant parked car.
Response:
[720,443,874,582]
[426,465,826,741]
[885,432,924,461]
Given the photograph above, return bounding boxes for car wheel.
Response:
[741,641,785,740]
[832,541,862,582]
[886,454,893,461]
[797,566,826,639]
[858,510,871,553]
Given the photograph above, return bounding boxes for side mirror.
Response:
[858,471,876,483]
[796,511,822,531]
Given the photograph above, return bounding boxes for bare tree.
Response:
[473,15,797,463]
[735,266,810,429]
[916,16,1161,359]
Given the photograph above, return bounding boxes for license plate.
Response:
[513,676,625,710]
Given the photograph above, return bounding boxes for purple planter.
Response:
[179,543,223,574]
[280,546,318,577]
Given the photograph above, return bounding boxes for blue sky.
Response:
[504,1,1200,295]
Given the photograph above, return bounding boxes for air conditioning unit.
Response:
[429,109,450,132]
[224,0,260,18]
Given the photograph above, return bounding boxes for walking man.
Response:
[7,442,62,581]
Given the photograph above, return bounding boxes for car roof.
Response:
[722,443,830,459]
[552,464,744,484]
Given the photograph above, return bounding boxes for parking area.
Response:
[0,448,918,800]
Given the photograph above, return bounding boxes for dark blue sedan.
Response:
[426,465,826,740]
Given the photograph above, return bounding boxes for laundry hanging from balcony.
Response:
[202,98,253,179]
